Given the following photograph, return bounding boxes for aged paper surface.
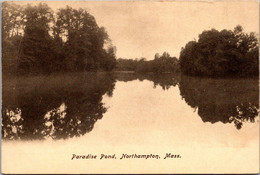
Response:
[1,0,259,174]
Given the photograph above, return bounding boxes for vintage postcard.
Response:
[1,0,259,174]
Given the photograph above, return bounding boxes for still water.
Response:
[2,72,259,173]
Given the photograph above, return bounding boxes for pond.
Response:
[1,72,259,173]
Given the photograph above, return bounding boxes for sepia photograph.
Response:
[1,0,259,174]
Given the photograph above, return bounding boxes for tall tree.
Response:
[19,3,54,73]
[55,6,110,71]
[2,2,25,74]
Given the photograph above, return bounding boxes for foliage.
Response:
[116,58,139,71]
[116,52,180,74]
[19,3,54,73]
[2,2,117,74]
[179,25,259,77]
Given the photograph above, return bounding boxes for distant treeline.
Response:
[116,25,258,77]
[179,25,259,77]
[116,52,180,73]
[2,2,116,74]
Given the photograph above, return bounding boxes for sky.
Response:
[15,0,259,60]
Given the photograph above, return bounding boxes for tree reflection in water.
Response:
[2,72,259,141]
[114,72,180,90]
[178,75,259,129]
[116,72,259,130]
[2,73,115,140]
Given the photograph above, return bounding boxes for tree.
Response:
[55,6,110,71]
[19,3,54,73]
[2,2,25,39]
[179,25,259,77]
[2,2,25,74]
[2,2,117,74]
[100,46,117,71]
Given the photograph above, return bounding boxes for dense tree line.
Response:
[116,58,139,71]
[2,2,258,78]
[2,2,116,74]
[179,25,259,77]
[116,52,180,74]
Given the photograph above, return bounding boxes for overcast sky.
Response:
[16,1,259,60]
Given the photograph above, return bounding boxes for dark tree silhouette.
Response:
[116,52,180,74]
[179,25,259,77]
[19,3,54,73]
[2,2,117,75]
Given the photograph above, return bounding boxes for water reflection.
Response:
[115,72,259,129]
[114,72,180,90]
[2,73,115,140]
[2,72,259,140]
[178,75,259,129]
